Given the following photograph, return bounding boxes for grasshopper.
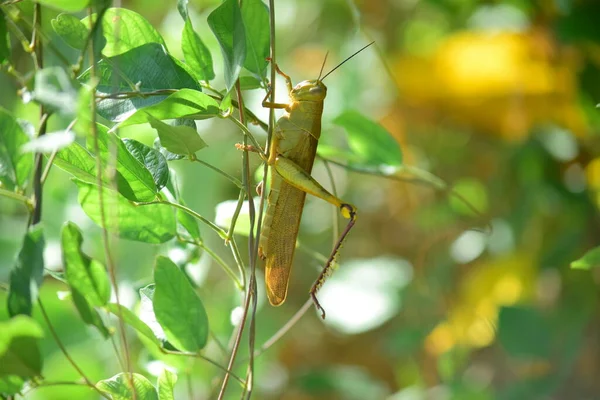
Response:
[241,43,373,319]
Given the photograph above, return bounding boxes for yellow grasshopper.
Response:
[242,43,373,319]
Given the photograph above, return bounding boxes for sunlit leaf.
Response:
[22,130,75,154]
[571,246,600,270]
[208,0,246,92]
[157,369,177,400]
[7,226,45,317]
[120,89,220,127]
[0,316,44,379]
[105,303,162,348]
[81,8,166,57]
[153,256,209,352]
[147,114,208,157]
[79,43,201,122]
[182,18,215,81]
[177,0,189,20]
[139,284,167,342]
[333,111,403,166]
[97,373,158,400]
[54,141,102,184]
[74,179,176,244]
[51,13,88,50]
[0,108,33,190]
[241,0,269,78]
[123,139,169,191]
[33,67,77,116]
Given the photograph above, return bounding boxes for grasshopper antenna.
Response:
[317,51,330,82]
[320,41,375,81]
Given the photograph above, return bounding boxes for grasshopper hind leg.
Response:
[310,204,357,319]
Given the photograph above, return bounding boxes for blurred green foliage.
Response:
[1,0,600,399]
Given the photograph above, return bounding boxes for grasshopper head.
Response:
[290,80,327,102]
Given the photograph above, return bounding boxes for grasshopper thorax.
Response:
[290,80,327,102]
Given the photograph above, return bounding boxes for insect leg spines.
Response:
[310,204,357,319]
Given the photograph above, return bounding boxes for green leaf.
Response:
[97,373,158,400]
[0,375,25,396]
[75,80,95,136]
[51,13,88,50]
[82,8,166,58]
[177,0,189,20]
[62,222,111,306]
[119,89,220,127]
[176,198,201,242]
[147,114,208,157]
[61,222,111,337]
[0,316,44,380]
[0,9,11,64]
[36,0,89,12]
[33,67,77,116]
[53,141,99,184]
[123,139,169,191]
[138,284,167,343]
[75,179,176,244]
[8,226,45,317]
[333,111,403,166]
[571,246,600,270]
[219,92,232,113]
[79,43,201,122]
[0,108,33,190]
[96,126,158,201]
[157,369,177,400]
[241,0,269,78]
[153,137,184,161]
[153,256,209,352]
[208,0,246,92]
[498,306,550,359]
[54,127,158,202]
[182,18,215,81]
[239,75,262,90]
[105,303,162,348]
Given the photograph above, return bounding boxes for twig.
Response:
[30,112,49,225]
[253,299,312,358]
[38,300,110,399]
[191,156,244,189]
[86,5,135,395]
[161,350,246,386]
[0,187,32,210]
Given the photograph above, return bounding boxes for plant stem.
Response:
[191,156,244,189]
[86,5,135,394]
[134,200,228,239]
[38,299,110,399]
